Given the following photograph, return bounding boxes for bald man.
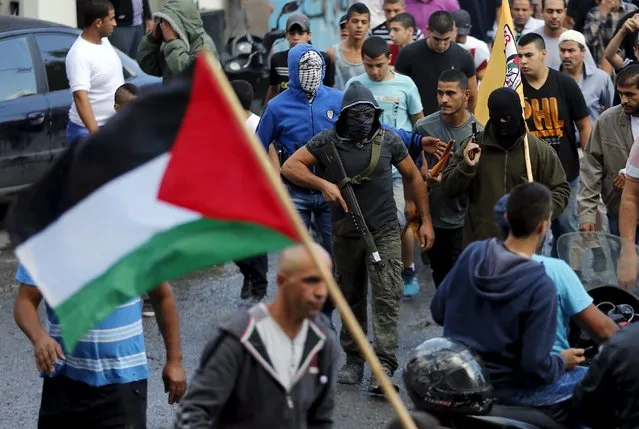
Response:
[175,244,337,429]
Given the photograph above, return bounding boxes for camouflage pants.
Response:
[332,225,403,373]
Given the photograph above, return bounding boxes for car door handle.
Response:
[27,112,45,125]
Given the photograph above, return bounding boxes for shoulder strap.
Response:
[336,129,384,189]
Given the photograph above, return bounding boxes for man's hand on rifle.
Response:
[418,219,435,250]
[321,182,348,213]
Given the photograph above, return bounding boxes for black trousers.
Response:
[38,376,147,429]
[235,254,269,297]
[424,227,463,287]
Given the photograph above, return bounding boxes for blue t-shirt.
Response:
[16,264,148,387]
[346,71,423,133]
[532,255,593,355]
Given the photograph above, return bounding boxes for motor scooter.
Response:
[220,1,300,107]
[557,232,639,360]
[419,232,639,429]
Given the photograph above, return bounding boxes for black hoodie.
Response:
[305,82,410,234]
[431,238,566,398]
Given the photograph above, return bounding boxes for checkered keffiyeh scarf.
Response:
[298,51,323,97]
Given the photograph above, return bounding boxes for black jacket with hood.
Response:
[305,82,411,233]
[441,121,570,247]
[174,305,336,429]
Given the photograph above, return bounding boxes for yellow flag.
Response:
[475,0,525,126]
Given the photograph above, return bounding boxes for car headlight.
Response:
[227,61,242,72]
[237,42,252,55]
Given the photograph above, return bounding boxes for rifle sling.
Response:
[334,129,384,189]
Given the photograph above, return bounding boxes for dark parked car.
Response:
[0,16,161,202]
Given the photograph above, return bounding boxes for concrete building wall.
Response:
[20,0,77,26]
[0,0,226,22]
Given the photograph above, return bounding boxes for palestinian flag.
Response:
[7,54,301,350]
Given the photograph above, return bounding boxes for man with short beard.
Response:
[175,244,337,428]
[579,64,639,237]
[281,82,435,393]
[395,11,477,115]
[414,69,481,287]
[441,87,570,247]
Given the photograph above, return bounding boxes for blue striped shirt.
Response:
[16,264,148,387]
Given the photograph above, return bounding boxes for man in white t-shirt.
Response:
[65,0,124,145]
[452,9,490,81]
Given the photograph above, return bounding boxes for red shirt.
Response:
[389,43,400,66]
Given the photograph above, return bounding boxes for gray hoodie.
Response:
[174,305,336,429]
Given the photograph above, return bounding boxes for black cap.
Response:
[452,9,471,36]
[286,13,311,32]
[339,14,348,28]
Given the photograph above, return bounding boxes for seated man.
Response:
[493,193,620,355]
[431,182,585,423]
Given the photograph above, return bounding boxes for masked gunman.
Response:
[442,87,570,247]
[281,82,434,394]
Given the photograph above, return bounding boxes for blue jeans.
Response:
[287,185,332,252]
[287,184,334,316]
[546,177,579,257]
[508,366,588,407]
[66,122,90,146]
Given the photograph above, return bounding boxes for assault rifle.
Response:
[324,141,381,265]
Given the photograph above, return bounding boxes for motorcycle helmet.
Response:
[403,337,494,415]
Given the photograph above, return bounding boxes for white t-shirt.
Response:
[66,37,124,127]
[459,36,491,74]
[255,304,309,391]
[632,116,639,141]
[246,113,261,134]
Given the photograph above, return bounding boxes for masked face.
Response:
[298,51,323,95]
[488,88,523,146]
[344,103,376,143]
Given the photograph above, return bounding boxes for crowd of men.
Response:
[10,0,639,428]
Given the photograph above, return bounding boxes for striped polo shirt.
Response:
[16,264,148,387]
[370,22,424,42]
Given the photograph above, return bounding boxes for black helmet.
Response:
[403,338,494,415]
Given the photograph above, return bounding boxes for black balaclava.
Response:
[488,88,523,148]
[344,103,376,144]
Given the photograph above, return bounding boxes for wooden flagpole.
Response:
[203,52,418,429]
[523,133,533,182]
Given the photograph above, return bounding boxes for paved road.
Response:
[0,251,441,428]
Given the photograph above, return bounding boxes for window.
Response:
[36,34,76,92]
[0,37,37,101]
